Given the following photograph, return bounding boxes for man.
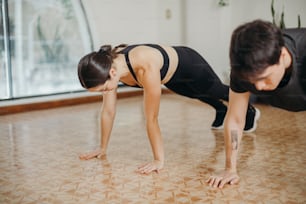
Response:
[207,19,306,188]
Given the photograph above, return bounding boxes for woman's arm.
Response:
[79,89,117,160]
[136,60,164,174]
[207,89,250,188]
[100,89,117,153]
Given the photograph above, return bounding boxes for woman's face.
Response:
[88,80,115,93]
[88,68,119,93]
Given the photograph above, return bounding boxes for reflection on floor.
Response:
[0,94,305,203]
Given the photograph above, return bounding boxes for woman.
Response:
[77,44,258,174]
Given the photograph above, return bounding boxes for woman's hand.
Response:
[79,148,106,160]
[206,170,240,188]
[136,160,164,174]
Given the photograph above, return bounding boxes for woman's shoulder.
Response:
[129,44,163,57]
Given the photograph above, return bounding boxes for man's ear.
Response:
[281,47,286,55]
[280,47,291,59]
[280,47,292,68]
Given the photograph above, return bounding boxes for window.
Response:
[0,0,93,100]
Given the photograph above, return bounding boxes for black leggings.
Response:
[165,46,228,111]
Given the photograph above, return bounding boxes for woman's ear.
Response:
[109,68,117,78]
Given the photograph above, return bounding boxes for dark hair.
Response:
[77,44,127,89]
[229,19,284,80]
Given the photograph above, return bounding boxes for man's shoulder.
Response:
[283,28,306,55]
[282,28,306,37]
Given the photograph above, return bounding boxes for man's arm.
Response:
[207,89,251,188]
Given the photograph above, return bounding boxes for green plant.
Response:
[271,0,285,29]
[271,0,301,28]
[218,0,229,7]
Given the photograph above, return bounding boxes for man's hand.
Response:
[79,148,106,160]
[206,170,240,188]
[136,160,164,174]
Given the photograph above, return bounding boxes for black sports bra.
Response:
[119,44,170,87]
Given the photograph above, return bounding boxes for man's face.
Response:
[249,47,290,91]
[249,63,286,91]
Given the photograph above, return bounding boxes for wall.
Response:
[82,0,306,83]
[230,0,306,29]
[185,0,232,82]
[81,0,158,49]
[185,0,306,83]
[82,0,185,48]
[156,0,185,45]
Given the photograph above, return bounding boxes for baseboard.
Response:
[0,88,172,115]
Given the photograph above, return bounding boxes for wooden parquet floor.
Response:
[0,94,305,203]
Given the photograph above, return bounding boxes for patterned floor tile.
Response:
[0,94,305,203]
